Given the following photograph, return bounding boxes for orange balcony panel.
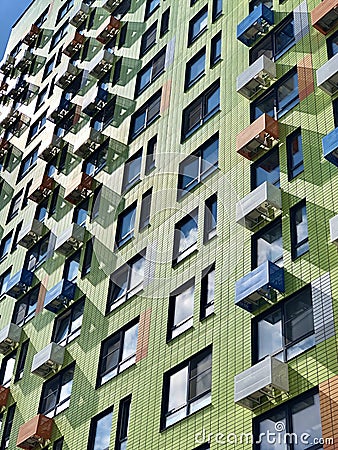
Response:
[0,138,11,151]
[0,386,9,408]
[63,32,86,57]
[23,24,41,45]
[96,16,121,44]
[17,414,53,450]
[311,0,338,35]
[28,175,55,204]
[65,173,95,205]
[236,114,279,160]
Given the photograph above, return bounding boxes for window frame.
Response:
[286,127,304,181]
[14,340,29,382]
[115,395,132,450]
[135,47,166,97]
[290,199,309,260]
[52,297,85,346]
[140,21,157,57]
[173,209,199,265]
[185,47,206,90]
[204,193,217,242]
[188,6,208,45]
[251,217,283,269]
[87,406,114,450]
[167,280,195,341]
[115,202,137,248]
[129,89,162,141]
[12,285,40,326]
[200,264,215,320]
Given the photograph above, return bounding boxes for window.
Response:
[43,56,55,79]
[97,320,138,387]
[249,0,272,12]
[139,188,152,230]
[0,404,15,450]
[0,232,12,260]
[287,128,304,180]
[249,14,295,63]
[50,22,69,50]
[0,268,11,296]
[182,81,220,140]
[204,194,217,241]
[27,112,47,143]
[252,218,283,269]
[290,200,309,260]
[212,0,222,21]
[135,48,166,96]
[0,351,16,387]
[22,180,33,210]
[251,146,280,189]
[253,390,322,449]
[12,285,40,326]
[327,29,338,59]
[188,7,208,45]
[145,135,156,174]
[35,199,48,223]
[178,134,218,197]
[88,406,114,450]
[83,143,108,177]
[107,252,145,313]
[334,98,338,128]
[17,146,38,181]
[39,364,74,417]
[82,238,93,277]
[11,221,23,254]
[210,31,221,66]
[90,185,102,222]
[53,438,64,450]
[173,209,198,265]
[73,198,89,227]
[115,396,131,450]
[115,202,137,248]
[35,86,48,112]
[24,233,50,271]
[129,89,162,141]
[200,264,215,319]
[14,340,29,382]
[122,150,142,192]
[167,282,194,340]
[145,0,160,19]
[185,47,206,89]
[6,191,22,223]
[140,22,157,57]
[253,285,314,362]
[52,298,85,346]
[160,8,170,37]
[63,251,80,283]
[161,347,212,428]
[57,0,74,22]
[35,7,49,28]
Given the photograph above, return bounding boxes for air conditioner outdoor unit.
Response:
[31,342,65,378]
[0,323,22,354]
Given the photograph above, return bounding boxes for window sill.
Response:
[167,324,194,344]
[185,72,206,92]
[121,177,142,195]
[172,248,198,268]
[188,28,207,47]
[161,401,211,432]
[106,287,144,316]
[181,109,220,143]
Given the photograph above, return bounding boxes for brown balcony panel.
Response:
[0,138,11,152]
[23,24,41,45]
[97,17,121,44]
[0,82,8,92]
[17,414,54,450]
[311,0,338,34]
[236,114,279,160]
[65,173,95,205]
[63,32,86,57]
[0,386,9,408]
[28,175,55,203]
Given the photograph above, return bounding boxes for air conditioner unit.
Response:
[237,55,276,99]
[0,323,22,354]
[31,342,65,378]
[44,279,76,314]
[17,219,46,249]
[317,53,338,96]
[234,356,289,410]
[55,223,86,256]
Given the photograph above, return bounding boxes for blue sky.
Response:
[0,0,34,60]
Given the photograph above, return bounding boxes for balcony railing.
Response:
[17,219,47,249]
[237,3,274,47]
[55,63,81,89]
[44,279,76,313]
[82,87,113,117]
[63,32,86,58]
[235,260,285,312]
[38,135,64,162]
[103,0,124,14]
[17,415,54,450]
[70,2,91,27]
[237,55,276,100]
[96,16,121,44]
[16,50,35,73]
[311,0,338,35]
[316,52,338,96]
[73,127,108,158]
[28,174,56,203]
[89,49,115,79]
[236,113,279,160]
[23,24,41,46]
[6,269,34,299]
[55,223,86,256]
[49,98,73,123]
[0,55,15,76]
[64,172,95,204]
[323,126,338,167]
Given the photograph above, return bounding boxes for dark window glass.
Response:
[6,191,22,223]
[185,47,206,89]
[63,251,80,283]
[90,185,102,222]
[43,56,55,79]
[173,209,198,265]
[27,112,47,143]
[88,407,114,450]
[24,233,50,271]
[0,232,12,260]
[204,194,217,241]
[83,142,108,177]
[188,7,208,45]
[200,264,215,319]
[139,188,152,230]
[122,150,142,192]
[0,268,11,296]
[17,146,38,181]
[334,98,338,128]
[35,87,48,112]
[140,22,157,57]
[145,135,157,174]
[212,0,222,21]
[327,29,338,59]
[115,396,131,450]
[52,298,85,346]
[35,7,49,27]
[50,22,69,50]
[12,285,40,326]
[252,218,283,268]
[129,90,162,141]
[251,146,280,189]
[53,437,64,450]
[0,351,16,387]
[57,0,74,22]
[167,282,194,340]
[73,198,89,227]
[287,128,304,180]
[11,221,23,253]
[135,48,166,96]
[49,185,60,217]
[0,404,15,450]
[210,31,222,66]
[290,200,309,260]
[82,238,93,277]
[14,340,29,382]
[249,0,272,12]
[115,203,137,248]
[160,8,170,37]
[145,0,160,19]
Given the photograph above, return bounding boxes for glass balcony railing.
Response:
[44,280,76,314]
[237,3,274,47]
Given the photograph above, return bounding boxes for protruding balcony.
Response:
[0,55,15,75]
[63,32,86,58]
[17,415,54,450]
[73,127,108,158]
[237,3,274,47]
[55,224,86,256]
[83,87,112,116]
[0,111,30,137]
[235,260,285,312]
[329,214,338,245]
[103,0,124,14]
[64,172,95,205]
[311,0,338,35]
[31,343,65,378]
[237,55,276,100]
[21,83,39,106]
[0,323,22,354]
[0,386,9,409]
[236,114,279,160]
[38,135,64,162]
[56,63,81,89]
[323,126,338,167]
[28,174,55,203]
[16,50,35,73]
[96,16,121,44]
[7,80,27,101]
[0,138,11,160]
[90,49,115,79]
[17,219,47,249]
[70,2,91,27]
[236,181,282,230]
[49,98,73,123]
[44,280,76,313]
[23,24,41,46]
[234,356,289,410]
[316,53,338,96]
[6,269,34,299]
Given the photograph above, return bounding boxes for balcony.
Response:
[70,2,91,27]
[22,83,39,106]
[63,32,86,58]
[237,3,274,47]
[73,127,108,158]
[7,80,27,101]
[31,343,65,378]
[65,172,95,205]
[236,182,282,230]
[103,0,124,13]
[0,110,30,135]
[44,280,76,313]
[236,114,279,160]
[55,224,86,256]
[311,0,338,35]
[56,63,80,89]
[0,386,9,410]
[0,323,22,354]
[23,24,41,46]
[17,219,47,249]
[237,55,276,100]
[28,174,55,203]
[38,135,64,162]
[16,414,54,450]
[82,87,113,117]
[6,269,34,299]
[0,55,15,75]
[16,50,35,73]
[234,356,289,410]
[235,260,285,312]
[316,53,338,96]
[49,98,73,123]
[330,214,338,245]
[323,126,338,166]
[0,138,11,159]
[90,49,115,79]
[96,16,121,44]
